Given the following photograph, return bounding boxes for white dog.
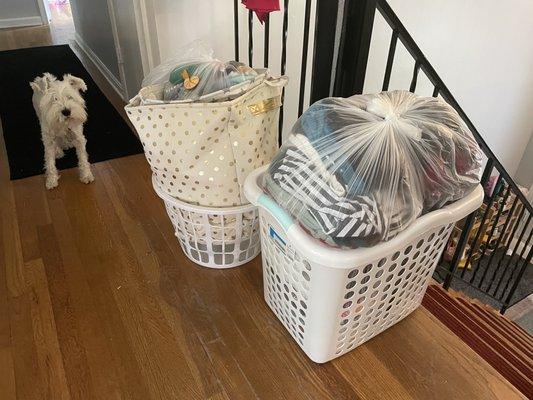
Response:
[30,73,94,189]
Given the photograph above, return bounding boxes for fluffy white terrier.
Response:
[30,73,94,189]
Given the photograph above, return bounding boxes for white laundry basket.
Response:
[244,166,483,362]
[153,176,260,268]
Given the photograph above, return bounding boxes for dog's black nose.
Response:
[61,108,71,117]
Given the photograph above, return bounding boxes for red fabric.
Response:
[242,0,280,23]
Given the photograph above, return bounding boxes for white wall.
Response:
[152,0,316,139]
[154,0,235,63]
[70,0,121,84]
[68,0,145,99]
[515,133,533,187]
[108,0,145,98]
[364,0,533,177]
[0,0,43,28]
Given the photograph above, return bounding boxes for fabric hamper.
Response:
[244,166,483,362]
[125,76,287,207]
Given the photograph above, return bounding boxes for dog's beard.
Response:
[44,104,87,130]
[44,105,63,129]
[66,116,85,129]
[66,105,87,128]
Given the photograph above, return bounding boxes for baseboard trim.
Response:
[0,16,43,29]
[74,33,127,100]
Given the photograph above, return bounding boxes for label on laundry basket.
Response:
[247,96,282,116]
[269,226,286,253]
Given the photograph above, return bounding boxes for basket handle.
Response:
[265,76,289,88]
[258,194,294,231]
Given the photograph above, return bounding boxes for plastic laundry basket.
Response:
[244,166,483,362]
[153,176,261,268]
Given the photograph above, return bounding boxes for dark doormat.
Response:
[0,44,143,180]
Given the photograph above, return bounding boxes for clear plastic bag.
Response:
[141,39,258,102]
[162,60,258,102]
[264,90,482,248]
[142,39,214,87]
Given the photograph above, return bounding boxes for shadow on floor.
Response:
[433,248,532,312]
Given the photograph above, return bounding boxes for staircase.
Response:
[423,284,533,396]
[234,0,531,311]
[281,0,533,312]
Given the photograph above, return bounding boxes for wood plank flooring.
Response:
[0,15,524,400]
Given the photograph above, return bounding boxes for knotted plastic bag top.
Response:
[264,90,482,248]
[140,39,259,103]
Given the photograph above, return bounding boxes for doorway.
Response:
[46,0,75,43]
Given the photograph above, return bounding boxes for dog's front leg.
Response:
[43,136,59,189]
[72,128,94,184]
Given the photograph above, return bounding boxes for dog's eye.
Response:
[53,96,58,101]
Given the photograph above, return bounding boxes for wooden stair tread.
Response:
[455,297,533,357]
[423,284,533,397]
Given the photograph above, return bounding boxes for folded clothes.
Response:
[139,40,260,103]
[291,101,359,191]
[265,173,329,243]
[163,60,258,102]
[264,90,482,249]
[266,147,385,247]
[289,134,346,196]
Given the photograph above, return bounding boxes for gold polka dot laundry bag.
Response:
[125,73,287,207]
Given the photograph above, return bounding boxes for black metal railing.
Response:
[312,0,533,313]
[233,0,532,313]
[233,0,312,146]
[362,0,533,313]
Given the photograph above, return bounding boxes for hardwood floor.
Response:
[0,15,524,400]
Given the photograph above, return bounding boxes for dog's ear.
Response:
[63,74,87,92]
[30,73,57,93]
[29,80,42,93]
[43,73,57,84]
